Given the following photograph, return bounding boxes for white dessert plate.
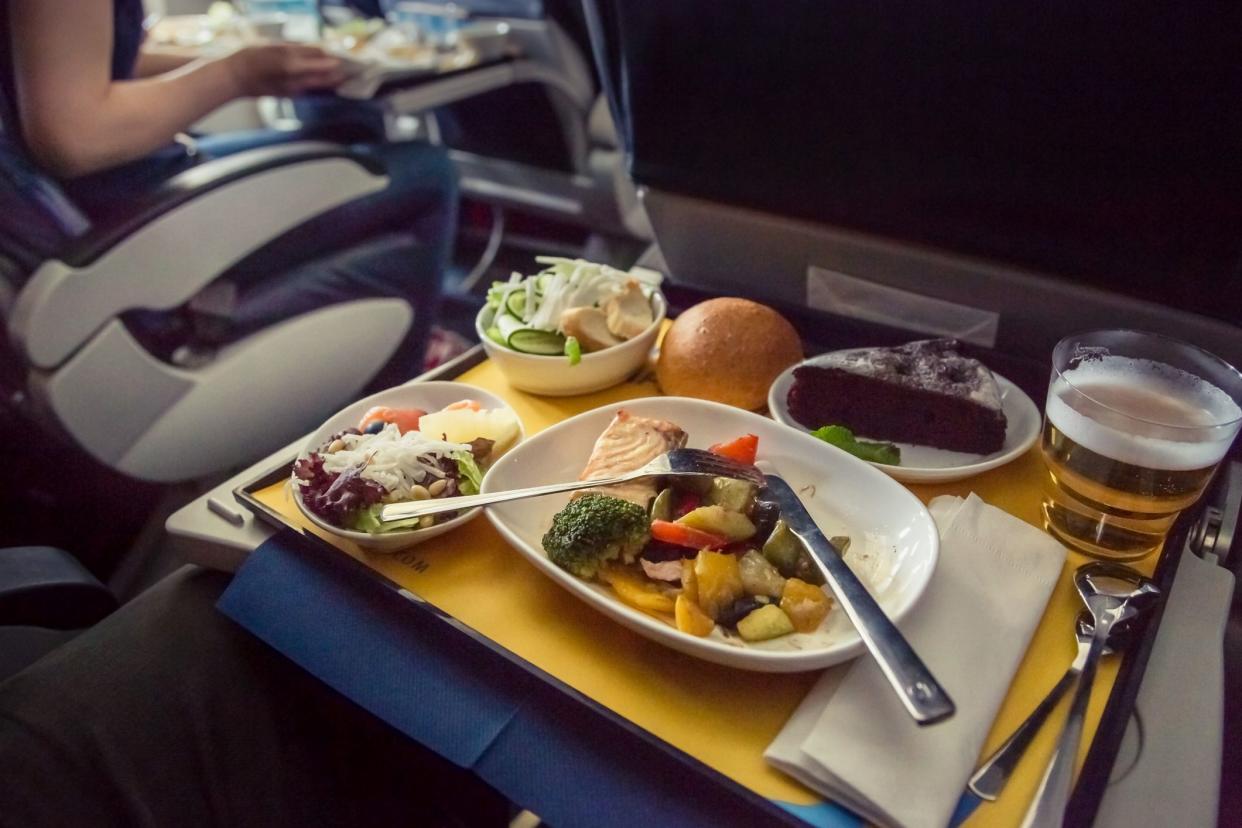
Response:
[293,381,525,553]
[482,396,939,672]
[768,350,1041,484]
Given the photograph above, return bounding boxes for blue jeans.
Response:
[61,122,457,385]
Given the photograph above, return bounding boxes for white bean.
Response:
[427,478,448,497]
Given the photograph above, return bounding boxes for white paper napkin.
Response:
[766,494,1066,828]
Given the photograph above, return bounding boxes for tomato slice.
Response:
[708,434,759,466]
[650,519,729,551]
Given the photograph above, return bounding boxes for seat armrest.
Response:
[9,141,390,369]
[0,546,117,629]
[61,142,386,269]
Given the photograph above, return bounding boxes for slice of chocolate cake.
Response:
[786,340,1007,455]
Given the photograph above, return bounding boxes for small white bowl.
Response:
[293,381,525,553]
[475,291,667,396]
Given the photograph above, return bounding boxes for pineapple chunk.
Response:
[780,578,833,633]
[416,407,521,457]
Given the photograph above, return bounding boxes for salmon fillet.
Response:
[577,410,688,507]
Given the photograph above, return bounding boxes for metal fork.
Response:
[378,448,764,523]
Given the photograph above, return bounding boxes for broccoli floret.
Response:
[542,493,651,579]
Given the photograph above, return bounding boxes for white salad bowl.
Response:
[293,381,525,553]
[481,396,939,672]
[475,290,667,396]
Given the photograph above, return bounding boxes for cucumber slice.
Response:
[505,290,527,318]
[495,314,567,355]
[509,329,567,355]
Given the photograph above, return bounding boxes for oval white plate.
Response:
[294,381,525,553]
[482,396,938,672]
[768,351,1041,484]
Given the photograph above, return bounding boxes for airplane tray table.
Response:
[169,346,1194,828]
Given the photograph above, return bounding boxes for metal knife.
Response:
[762,474,955,725]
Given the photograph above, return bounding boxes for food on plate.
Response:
[485,258,662,362]
[417,404,521,454]
[577,409,687,507]
[811,424,902,466]
[542,494,652,579]
[293,400,518,534]
[540,415,844,644]
[656,298,802,411]
[359,406,425,435]
[323,17,385,51]
[786,339,1008,455]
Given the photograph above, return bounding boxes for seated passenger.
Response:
[1,0,457,381]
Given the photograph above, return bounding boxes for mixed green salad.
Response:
[294,401,520,534]
[485,257,661,364]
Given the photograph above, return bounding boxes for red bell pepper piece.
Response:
[650,519,729,551]
[708,434,759,466]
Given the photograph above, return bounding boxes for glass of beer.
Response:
[1041,330,1242,560]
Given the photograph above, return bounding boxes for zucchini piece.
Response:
[761,521,826,586]
[677,505,756,542]
[650,488,674,522]
[738,550,786,598]
[736,604,795,642]
[705,477,757,513]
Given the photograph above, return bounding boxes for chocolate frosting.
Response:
[812,339,1003,411]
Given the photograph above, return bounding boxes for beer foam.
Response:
[1048,358,1241,471]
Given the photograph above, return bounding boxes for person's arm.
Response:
[133,45,200,77]
[10,1,346,178]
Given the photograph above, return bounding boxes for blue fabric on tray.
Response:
[218,530,806,828]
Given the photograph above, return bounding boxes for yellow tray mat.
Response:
[255,358,1160,826]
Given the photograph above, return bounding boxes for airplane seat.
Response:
[0,545,117,681]
[0,136,418,483]
[423,0,651,242]
[581,0,1242,366]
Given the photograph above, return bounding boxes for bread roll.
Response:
[657,298,802,410]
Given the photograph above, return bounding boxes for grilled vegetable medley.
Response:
[542,416,845,642]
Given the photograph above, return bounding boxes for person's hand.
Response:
[224,43,348,97]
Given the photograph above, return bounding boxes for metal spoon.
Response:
[968,611,1134,800]
[1020,563,1161,828]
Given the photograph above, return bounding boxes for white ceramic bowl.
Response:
[482,396,939,672]
[475,291,667,396]
[293,381,525,553]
